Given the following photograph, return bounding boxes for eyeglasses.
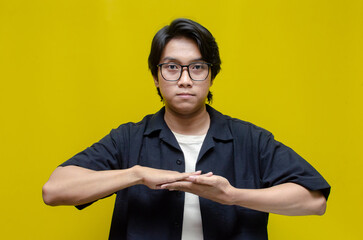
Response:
[157,62,212,81]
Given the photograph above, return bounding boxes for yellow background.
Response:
[1,0,362,239]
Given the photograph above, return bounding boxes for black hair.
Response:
[148,18,221,103]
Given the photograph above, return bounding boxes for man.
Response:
[43,18,330,240]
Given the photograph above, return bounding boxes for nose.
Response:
[178,67,193,87]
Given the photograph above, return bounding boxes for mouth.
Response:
[176,93,195,99]
[177,93,195,96]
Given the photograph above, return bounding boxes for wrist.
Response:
[226,186,239,205]
[129,165,144,185]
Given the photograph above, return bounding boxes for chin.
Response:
[167,102,205,115]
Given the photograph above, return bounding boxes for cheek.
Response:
[158,82,174,98]
[202,81,212,92]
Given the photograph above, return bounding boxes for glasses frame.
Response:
[157,62,213,81]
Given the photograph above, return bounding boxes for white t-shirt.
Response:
[173,131,206,240]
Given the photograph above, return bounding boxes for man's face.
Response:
[154,37,212,116]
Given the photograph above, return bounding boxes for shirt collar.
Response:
[206,105,233,141]
[144,105,233,142]
[144,107,168,136]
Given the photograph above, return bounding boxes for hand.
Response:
[134,165,202,190]
[160,173,235,205]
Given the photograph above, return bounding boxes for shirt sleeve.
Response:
[258,132,331,200]
[60,126,126,171]
[59,125,128,209]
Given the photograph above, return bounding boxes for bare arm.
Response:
[42,165,200,206]
[230,182,326,216]
[161,175,327,216]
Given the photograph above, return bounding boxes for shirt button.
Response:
[176,159,182,165]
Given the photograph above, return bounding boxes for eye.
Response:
[193,64,201,70]
[191,63,206,70]
[166,63,180,70]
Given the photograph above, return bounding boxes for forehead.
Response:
[160,37,202,63]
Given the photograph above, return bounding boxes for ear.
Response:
[153,75,159,88]
[210,78,214,87]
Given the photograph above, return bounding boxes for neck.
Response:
[164,105,210,135]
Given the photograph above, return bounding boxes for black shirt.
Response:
[61,105,330,240]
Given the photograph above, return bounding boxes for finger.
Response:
[192,170,202,175]
[160,182,182,189]
[160,181,191,190]
[154,185,163,190]
[203,172,213,177]
[179,170,202,179]
[189,175,217,185]
[186,172,213,182]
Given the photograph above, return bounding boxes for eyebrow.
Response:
[161,57,205,63]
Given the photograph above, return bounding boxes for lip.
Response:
[176,93,195,99]
[176,93,195,100]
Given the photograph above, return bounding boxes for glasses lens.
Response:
[161,63,181,81]
[189,63,209,80]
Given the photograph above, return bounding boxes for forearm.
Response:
[42,165,141,206]
[43,165,199,207]
[229,183,327,216]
